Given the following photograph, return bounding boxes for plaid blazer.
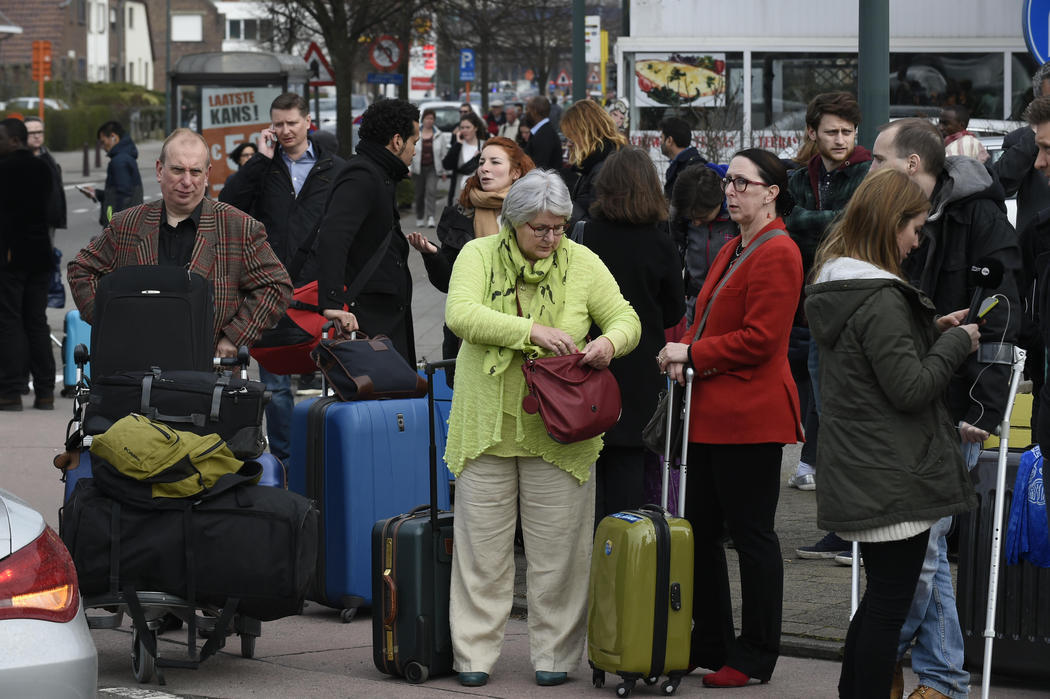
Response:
[68,198,292,349]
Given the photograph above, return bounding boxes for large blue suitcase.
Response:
[289,396,451,621]
[62,310,91,395]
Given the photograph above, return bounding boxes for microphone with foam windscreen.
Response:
[964,258,1004,324]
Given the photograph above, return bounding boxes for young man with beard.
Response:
[316,99,421,365]
[867,117,1020,699]
[784,93,870,513]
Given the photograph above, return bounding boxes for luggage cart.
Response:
[58,343,265,685]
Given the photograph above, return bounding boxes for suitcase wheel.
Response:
[643,676,658,685]
[131,627,156,684]
[592,669,605,688]
[661,677,681,695]
[404,661,429,684]
[240,633,256,659]
[616,679,635,697]
[339,607,358,623]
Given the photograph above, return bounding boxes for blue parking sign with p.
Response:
[1025,0,1050,64]
[460,49,476,82]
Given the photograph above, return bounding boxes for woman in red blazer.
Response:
[659,148,803,689]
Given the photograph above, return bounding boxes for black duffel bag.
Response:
[83,368,269,459]
[61,478,318,621]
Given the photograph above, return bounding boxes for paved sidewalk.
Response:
[6,141,1045,696]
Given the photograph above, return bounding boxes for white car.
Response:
[4,96,70,111]
[418,100,484,133]
[0,488,97,697]
[313,94,370,132]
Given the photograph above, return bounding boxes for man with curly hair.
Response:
[316,99,420,364]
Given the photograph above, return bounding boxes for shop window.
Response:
[889,53,1003,119]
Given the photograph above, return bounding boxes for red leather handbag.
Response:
[520,354,622,444]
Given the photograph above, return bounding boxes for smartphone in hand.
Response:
[75,184,97,202]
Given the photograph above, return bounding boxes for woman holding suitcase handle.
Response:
[658,149,803,689]
[443,169,640,688]
[804,169,979,698]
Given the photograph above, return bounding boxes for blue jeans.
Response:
[258,366,292,462]
[896,440,980,697]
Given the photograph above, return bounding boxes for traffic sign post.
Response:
[1024,0,1050,64]
[31,40,51,122]
[459,48,476,82]
[367,73,405,85]
[369,36,404,71]
[304,41,335,87]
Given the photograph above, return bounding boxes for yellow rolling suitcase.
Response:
[588,370,694,697]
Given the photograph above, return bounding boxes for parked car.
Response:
[4,97,70,112]
[0,487,97,697]
[313,93,370,132]
[417,100,483,133]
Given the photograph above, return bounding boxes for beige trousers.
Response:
[449,453,596,674]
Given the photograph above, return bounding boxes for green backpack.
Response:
[90,413,261,506]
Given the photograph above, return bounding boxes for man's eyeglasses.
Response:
[720,176,771,193]
[525,222,566,238]
[26,131,44,136]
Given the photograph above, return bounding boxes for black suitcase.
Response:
[90,265,215,377]
[82,368,269,459]
[61,478,319,621]
[957,448,1050,680]
[371,359,455,683]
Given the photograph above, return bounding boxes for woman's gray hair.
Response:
[501,169,572,226]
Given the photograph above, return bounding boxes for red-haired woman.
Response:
[408,136,535,365]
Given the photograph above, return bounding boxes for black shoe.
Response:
[0,395,23,412]
[33,393,54,410]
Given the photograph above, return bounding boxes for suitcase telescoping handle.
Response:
[212,345,252,379]
[424,359,456,532]
[660,368,693,518]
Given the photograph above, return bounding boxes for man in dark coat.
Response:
[24,117,66,239]
[80,121,143,227]
[220,92,345,463]
[0,118,56,410]
[317,99,420,365]
[660,116,705,198]
[523,96,563,171]
[996,63,1050,238]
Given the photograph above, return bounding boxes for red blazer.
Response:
[682,218,804,445]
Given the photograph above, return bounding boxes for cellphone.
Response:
[977,297,999,319]
[75,184,97,201]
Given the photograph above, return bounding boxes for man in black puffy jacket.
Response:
[220,92,345,463]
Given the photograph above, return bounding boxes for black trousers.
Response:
[839,531,930,699]
[685,442,783,680]
[594,444,646,523]
[0,267,54,397]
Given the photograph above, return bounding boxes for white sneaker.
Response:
[787,473,816,491]
[426,216,436,227]
[416,218,425,227]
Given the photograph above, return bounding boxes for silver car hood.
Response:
[0,488,46,559]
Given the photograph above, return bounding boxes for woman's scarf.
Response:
[481,223,570,376]
[468,186,509,238]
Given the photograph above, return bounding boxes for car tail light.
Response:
[353,114,362,125]
[0,526,80,623]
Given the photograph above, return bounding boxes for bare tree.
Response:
[434,0,519,112]
[257,0,434,156]
[504,0,572,94]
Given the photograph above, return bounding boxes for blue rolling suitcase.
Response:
[289,395,451,621]
[62,310,91,396]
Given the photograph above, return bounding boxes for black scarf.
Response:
[356,138,410,181]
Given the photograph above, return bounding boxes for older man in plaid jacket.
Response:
[69,128,291,356]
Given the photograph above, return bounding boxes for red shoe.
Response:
[702,666,750,688]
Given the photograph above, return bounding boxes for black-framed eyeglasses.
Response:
[525,222,566,238]
[26,130,44,136]
[721,175,770,193]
